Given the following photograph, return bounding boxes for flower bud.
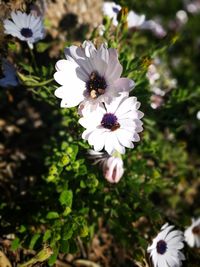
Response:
[103,156,124,183]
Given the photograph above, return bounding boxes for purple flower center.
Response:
[20,28,33,38]
[101,113,120,131]
[86,71,107,99]
[156,240,167,255]
[112,7,120,14]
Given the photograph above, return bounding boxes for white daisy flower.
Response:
[102,2,121,26]
[3,11,45,49]
[147,223,185,267]
[54,41,134,111]
[88,150,124,183]
[0,59,18,88]
[79,95,144,155]
[184,218,200,248]
[141,20,166,38]
[127,11,145,29]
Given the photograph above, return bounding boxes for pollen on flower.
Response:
[86,71,107,99]
[156,240,167,254]
[20,28,33,38]
[101,113,120,131]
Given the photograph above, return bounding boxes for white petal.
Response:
[10,11,24,28]
[88,129,107,151]
[166,230,183,242]
[116,129,134,148]
[104,48,122,82]
[65,45,93,76]
[115,97,137,117]
[55,85,85,108]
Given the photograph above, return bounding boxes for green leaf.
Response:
[29,233,41,250]
[63,207,71,217]
[62,225,73,241]
[43,230,51,242]
[59,190,73,207]
[11,237,20,251]
[60,240,69,253]
[36,42,51,53]
[48,247,59,266]
[18,225,26,233]
[46,211,59,219]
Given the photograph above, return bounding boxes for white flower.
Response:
[79,95,143,155]
[88,150,124,183]
[184,218,200,248]
[141,20,166,38]
[148,223,185,267]
[185,1,200,14]
[146,64,160,86]
[102,2,121,26]
[127,11,145,29]
[197,111,200,120]
[97,24,106,36]
[54,41,134,111]
[3,11,45,49]
[176,10,188,25]
[0,59,18,88]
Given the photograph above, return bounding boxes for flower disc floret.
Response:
[101,113,120,131]
[156,240,167,255]
[86,71,107,99]
[20,28,33,38]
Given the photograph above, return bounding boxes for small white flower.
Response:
[102,2,121,26]
[196,111,200,120]
[79,95,143,155]
[184,218,200,248]
[0,59,18,88]
[185,1,200,14]
[146,64,160,85]
[127,11,145,29]
[88,150,124,183]
[141,20,166,38]
[176,10,188,25]
[97,24,106,36]
[54,41,134,111]
[148,223,185,267]
[3,11,45,49]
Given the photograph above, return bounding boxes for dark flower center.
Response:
[192,225,200,235]
[156,240,167,255]
[101,113,120,131]
[112,7,120,14]
[86,71,107,99]
[20,28,33,38]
